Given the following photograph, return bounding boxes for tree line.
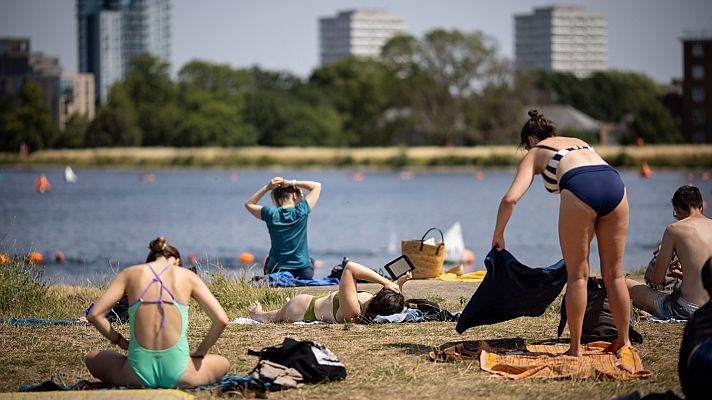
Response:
[0,29,682,152]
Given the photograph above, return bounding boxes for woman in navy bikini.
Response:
[492,110,631,356]
[85,237,230,388]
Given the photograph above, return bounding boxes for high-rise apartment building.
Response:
[682,33,712,143]
[320,9,406,66]
[77,0,170,104]
[1,38,95,129]
[515,5,607,77]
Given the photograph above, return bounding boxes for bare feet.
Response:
[564,347,582,357]
[603,338,631,354]
[248,301,270,323]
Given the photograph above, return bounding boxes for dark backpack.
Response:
[247,338,347,383]
[558,277,643,344]
[85,294,130,324]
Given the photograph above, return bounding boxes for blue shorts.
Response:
[652,290,699,320]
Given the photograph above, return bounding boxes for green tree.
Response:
[85,84,141,147]
[121,54,179,145]
[54,113,89,148]
[0,81,57,152]
[381,29,507,145]
[309,57,399,146]
[534,70,682,143]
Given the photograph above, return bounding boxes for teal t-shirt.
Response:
[261,200,311,270]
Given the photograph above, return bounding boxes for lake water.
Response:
[0,167,710,284]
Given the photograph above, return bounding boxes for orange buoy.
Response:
[188,253,198,265]
[474,171,485,181]
[239,252,255,264]
[640,163,654,179]
[351,172,364,182]
[35,174,51,193]
[701,170,711,182]
[0,253,9,265]
[25,252,43,264]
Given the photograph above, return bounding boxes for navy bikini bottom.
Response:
[559,165,625,217]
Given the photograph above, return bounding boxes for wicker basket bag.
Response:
[401,228,446,279]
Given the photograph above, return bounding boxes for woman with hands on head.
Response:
[248,260,411,323]
[85,237,230,388]
[491,110,631,357]
[245,176,322,279]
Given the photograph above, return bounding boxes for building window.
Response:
[692,87,705,102]
[692,44,704,57]
[692,65,705,80]
[691,109,706,125]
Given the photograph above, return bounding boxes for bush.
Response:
[0,256,51,317]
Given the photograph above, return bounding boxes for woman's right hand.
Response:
[492,234,505,251]
[383,280,401,293]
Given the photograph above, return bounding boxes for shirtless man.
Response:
[626,185,712,320]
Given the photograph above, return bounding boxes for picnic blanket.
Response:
[480,341,651,380]
[253,271,339,287]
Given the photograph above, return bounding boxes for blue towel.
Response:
[456,248,567,334]
[2,318,88,327]
[254,271,339,287]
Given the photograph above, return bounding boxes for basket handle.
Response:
[420,227,445,255]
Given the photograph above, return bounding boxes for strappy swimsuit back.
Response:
[127,263,190,388]
[534,144,625,216]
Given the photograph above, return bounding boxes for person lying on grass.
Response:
[248,260,411,323]
[85,236,230,388]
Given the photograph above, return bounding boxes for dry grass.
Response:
[3,145,712,168]
[0,278,684,399]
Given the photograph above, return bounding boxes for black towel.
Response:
[456,248,567,334]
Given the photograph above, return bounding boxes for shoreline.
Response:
[2,145,712,169]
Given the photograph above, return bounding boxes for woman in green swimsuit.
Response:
[85,237,230,388]
[248,260,411,323]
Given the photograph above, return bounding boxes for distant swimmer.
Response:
[35,174,51,193]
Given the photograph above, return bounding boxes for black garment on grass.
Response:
[456,248,567,334]
[679,301,712,400]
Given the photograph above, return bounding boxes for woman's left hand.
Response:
[396,271,412,288]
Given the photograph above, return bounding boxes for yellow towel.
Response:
[436,271,486,282]
[480,341,651,380]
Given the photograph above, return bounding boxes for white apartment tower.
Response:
[515,5,607,77]
[320,9,406,66]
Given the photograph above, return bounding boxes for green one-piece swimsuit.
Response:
[127,263,190,388]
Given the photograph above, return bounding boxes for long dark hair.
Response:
[360,289,405,323]
[520,109,558,149]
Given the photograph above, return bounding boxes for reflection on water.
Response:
[0,167,709,283]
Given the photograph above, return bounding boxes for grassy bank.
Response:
[0,258,684,399]
[2,145,712,169]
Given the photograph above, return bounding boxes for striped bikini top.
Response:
[534,144,594,194]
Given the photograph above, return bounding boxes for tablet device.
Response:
[384,255,416,281]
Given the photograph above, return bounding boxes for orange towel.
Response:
[480,341,651,380]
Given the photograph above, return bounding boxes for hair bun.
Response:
[528,109,540,121]
[149,236,167,253]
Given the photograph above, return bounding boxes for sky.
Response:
[1,0,711,84]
